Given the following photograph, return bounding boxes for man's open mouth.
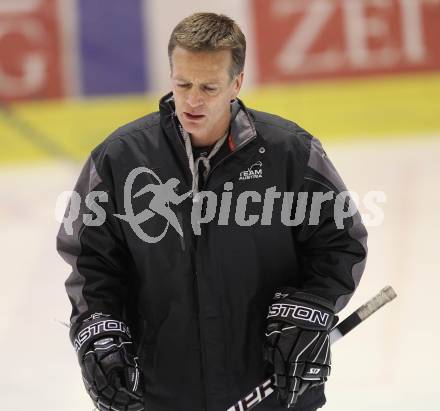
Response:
[184,112,205,120]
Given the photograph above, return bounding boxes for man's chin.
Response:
[181,120,204,134]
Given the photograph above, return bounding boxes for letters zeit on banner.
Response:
[272,0,434,75]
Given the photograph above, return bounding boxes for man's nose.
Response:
[186,89,203,108]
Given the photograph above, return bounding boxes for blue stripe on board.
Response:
[78,0,148,95]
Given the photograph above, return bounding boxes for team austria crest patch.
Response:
[239,161,263,181]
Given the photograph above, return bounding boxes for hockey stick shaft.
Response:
[227,286,397,411]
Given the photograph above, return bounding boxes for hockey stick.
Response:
[227,285,397,411]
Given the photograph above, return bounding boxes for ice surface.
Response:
[1,137,439,410]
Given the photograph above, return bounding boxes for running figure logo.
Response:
[115,167,191,243]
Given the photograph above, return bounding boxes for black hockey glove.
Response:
[264,289,336,408]
[73,314,144,411]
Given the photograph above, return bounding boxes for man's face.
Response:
[170,46,243,147]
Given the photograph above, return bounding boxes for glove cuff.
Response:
[274,287,335,311]
[268,288,335,331]
[73,313,132,358]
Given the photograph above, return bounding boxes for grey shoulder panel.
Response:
[335,211,368,312]
[308,137,368,312]
[308,137,347,193]
[57,156,104,324]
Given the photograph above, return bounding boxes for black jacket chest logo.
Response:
[239,161,263,181]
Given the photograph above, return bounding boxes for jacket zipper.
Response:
[170,108,258,410]
[205,135,257,182]
[194,129,258,194]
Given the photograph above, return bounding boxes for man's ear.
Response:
[232,72,244,99]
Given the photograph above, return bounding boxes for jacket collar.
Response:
[159,92,262,194]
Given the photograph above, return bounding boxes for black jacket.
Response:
[57,93,367,411]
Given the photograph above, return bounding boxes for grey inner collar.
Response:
[179,124,228,201]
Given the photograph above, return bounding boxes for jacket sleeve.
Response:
[57,154,132,340]
[293,137,368,313]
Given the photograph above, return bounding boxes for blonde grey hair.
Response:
[168,12,246,79]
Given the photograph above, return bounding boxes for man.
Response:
[57,13,367,411]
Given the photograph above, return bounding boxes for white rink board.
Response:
[0,136,439,410]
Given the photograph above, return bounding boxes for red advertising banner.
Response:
[252,0,440,83]
[0,0,64,101]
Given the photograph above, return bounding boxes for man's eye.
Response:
[204,86,217,92]
[177,84,190,89]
